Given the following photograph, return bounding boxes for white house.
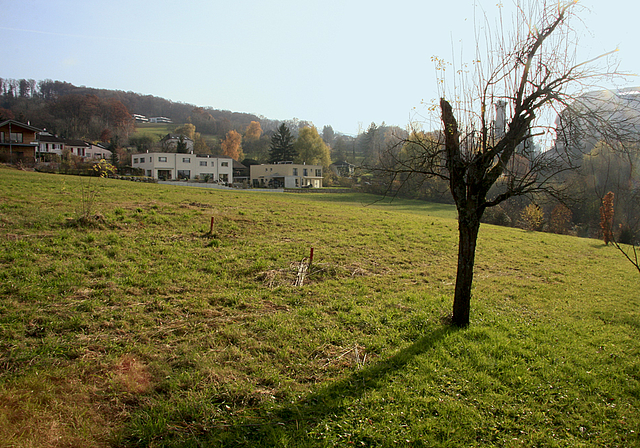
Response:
[86,143,112,160]
[37,134,66,157]
[37,134,112,161]
[132,152,234,183]
[149,116,172,123]
[250,162,323,188]
[65,139,91,157]
[161,134,194,152]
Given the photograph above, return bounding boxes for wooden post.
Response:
[295,247,315,287]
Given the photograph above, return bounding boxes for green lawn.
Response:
[0,166,638,447]
[133,122,175,141]
[132,123,220,148]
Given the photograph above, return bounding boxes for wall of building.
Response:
[249,163,323,188]
[132,152,233,182]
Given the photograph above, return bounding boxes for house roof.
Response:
[38,134,66,143]
[331,161,355,167]
[64,139,90,147]
[233,159,247,169]
[0,119,43,133]
[162,133,194,142]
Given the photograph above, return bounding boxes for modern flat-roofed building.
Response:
[250,162,322,188]
[131,152,235,183]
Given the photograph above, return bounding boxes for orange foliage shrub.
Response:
[600,191,615,245]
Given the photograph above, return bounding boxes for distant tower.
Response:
[494,101,507,140]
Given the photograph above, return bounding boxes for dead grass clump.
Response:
[66,214,107,228]
[0,377,113,448]
[256,269,293,288]
[312,343,371,370]
[262,300,290,312]
[112,355,153,394]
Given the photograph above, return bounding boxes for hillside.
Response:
[0,79,264,137]
[0,166,638,447]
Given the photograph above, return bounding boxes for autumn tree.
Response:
[0,107,15,120]
[374,1,624,326]
[294,126,332,168]
[221,130,244,161]
[193,132,209,153]
[174,123,196,140]
[549,204,573,234]
[600,191,615,245]
[269,123,297,163]
[242,121,270,162]
[521,204,545,231]
[245,121,262,141]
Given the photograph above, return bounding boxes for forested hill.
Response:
[0,78,265,141]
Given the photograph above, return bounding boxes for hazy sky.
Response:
[2,0,638,135]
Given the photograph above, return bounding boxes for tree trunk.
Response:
[451,214,481,327]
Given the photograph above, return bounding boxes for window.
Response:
[133,158,139,163]
[293,168,298,176]
[182,157,191,163]
[200,161,207,166]
[221,161,229,167]
[159,157,167,162]
[0,132,4,143]
[147,170,152,177]
[315,169,322,177]
[303,169,308,176]
[10,132,23,143]
[177,170,191,179]
[140,157,145,163]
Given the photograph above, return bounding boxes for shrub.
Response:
[481,205,512,227]
[549,204,573,234]
[520,204,544,231]
[600,192,615,245]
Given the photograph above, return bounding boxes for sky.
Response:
[1,0,639,136]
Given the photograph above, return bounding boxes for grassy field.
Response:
[132,123,175,141]
[0,166,638,447]
[131,122,220,149]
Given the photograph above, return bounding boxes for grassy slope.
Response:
[0,166,638,447]
[133,123,175,140]
[132,123,220,148]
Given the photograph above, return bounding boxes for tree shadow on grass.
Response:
[215,324,458,446]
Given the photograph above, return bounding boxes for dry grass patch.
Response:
[0,375,115,448]
[111,355,153,395]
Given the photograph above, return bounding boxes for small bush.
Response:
[481,205,512,227]
[520,204,544,231]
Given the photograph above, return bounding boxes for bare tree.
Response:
[376,1,626,326]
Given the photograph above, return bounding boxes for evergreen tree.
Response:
[176,135,188,153]
[110,149,119,168]
[269,123,297,163]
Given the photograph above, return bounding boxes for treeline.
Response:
[0,77,412,166]
[366,131,640,245]
[0,79,135,144]
[0,78,267,142]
